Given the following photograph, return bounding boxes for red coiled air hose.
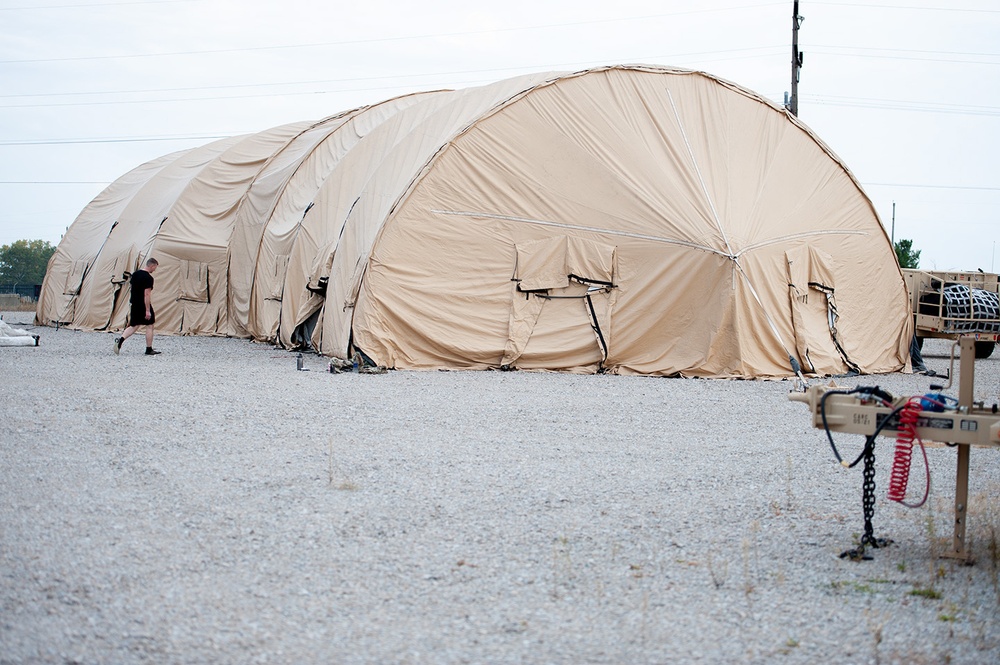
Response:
[887,397,929,507]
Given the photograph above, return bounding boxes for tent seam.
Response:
[430,209,730,258]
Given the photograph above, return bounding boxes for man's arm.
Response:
[144,287,153,315]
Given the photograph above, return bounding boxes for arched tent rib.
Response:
[314,71,566,357]
[36,150,187,327]
[147,121,315,336]
[274,90,460,350]
[235,91,445,344]
[228,110,365,339]
[75,137,246,331]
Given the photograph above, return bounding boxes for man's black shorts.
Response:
[129,303,155,326]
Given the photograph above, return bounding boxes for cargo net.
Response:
[942,284,1000,333]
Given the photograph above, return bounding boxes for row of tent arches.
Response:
[38,64,912,377]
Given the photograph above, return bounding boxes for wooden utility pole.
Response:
[789,0,804,116]
[891,201,896,245]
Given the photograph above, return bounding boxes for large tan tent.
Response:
[38,65,913,378]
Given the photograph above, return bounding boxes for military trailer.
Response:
[902,269,999,359]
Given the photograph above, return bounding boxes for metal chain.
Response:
[860,439,878,548]
[840,436,893,560]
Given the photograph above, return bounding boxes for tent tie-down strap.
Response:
[585,293,609,364]
[809,281,862,375]
[529,287,614,300]
[569,274,613,287]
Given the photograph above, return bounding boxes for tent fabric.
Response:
[38,64,913,378]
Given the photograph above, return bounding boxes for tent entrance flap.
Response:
[99,252,138,330]
[63,260,87,296]
[265,255,291,301]
[289,291,325,350]
[50,259,90,325]
[785,246,858,375]
[178,260,210,303]
[502,235,616,368]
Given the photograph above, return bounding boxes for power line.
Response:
[865,183,1000,191]
[1,44,992,107]
[0,71,451,99]
[4,84,995,122]
[0,48,786,110]
[809,49,1000,67]
[813,2,1000,13]
[804,95,1000,116]
[0,48,783,101]
[0,134,232,146]
[0,3,785,64]
[2,177,995,192]
[812,45,1000,59]
[0,84,449,111]
[3,87,997,147]
[0,1,197,9]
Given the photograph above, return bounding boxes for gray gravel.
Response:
[1,311,998,664]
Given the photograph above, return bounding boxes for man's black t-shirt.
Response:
[129,269,155,325]
[130,270,153,305]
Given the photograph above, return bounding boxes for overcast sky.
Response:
[1,0,997,271]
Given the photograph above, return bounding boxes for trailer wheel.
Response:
[975,341,995,359]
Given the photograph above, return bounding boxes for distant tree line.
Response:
[0,239,56,293]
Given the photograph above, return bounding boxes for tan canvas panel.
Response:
[266,255,290,301]
[501,236,617,366]
[228,113,362,338]
[250,93,445,343]
[514,237,570,291]
[567,237,616,285]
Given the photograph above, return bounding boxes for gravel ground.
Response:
[1,311,998,665]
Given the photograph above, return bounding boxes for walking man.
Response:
[114,257,161,355]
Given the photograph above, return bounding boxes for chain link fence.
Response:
[0,284,41,300]
[0,285,41,311]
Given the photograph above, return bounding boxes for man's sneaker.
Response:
[114,337,123,355]
[145,348,161,356]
